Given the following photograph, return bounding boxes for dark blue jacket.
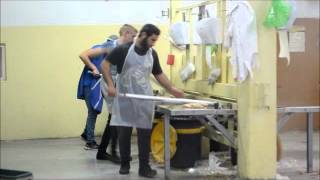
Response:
[77,39,115,114]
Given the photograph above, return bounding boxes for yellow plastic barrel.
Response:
[150,121,177,163]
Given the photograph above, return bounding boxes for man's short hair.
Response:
[138,24,161,37]
[119,24,137,36]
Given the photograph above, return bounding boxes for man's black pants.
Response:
[117,126,151,168]
[98,114,118,154]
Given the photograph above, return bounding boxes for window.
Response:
[0,43,6,80]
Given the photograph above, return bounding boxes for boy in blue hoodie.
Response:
[77,24,137,157]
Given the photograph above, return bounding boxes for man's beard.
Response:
[140,37,149,51]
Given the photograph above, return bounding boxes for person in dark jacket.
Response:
[77,24,137,152]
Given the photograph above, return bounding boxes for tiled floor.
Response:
[1,131,319,180]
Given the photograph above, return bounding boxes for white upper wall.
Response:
[181,0,320,19]
[1,0,170,26]
[225,0,319,18]
[294,0,320,18]
[1,0,319,27]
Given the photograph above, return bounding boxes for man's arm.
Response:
[101,60,116,97]
[154,73,184,98]
[79,48,110,76]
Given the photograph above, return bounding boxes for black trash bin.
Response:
[170,116,203,169]
[0,169,33,180]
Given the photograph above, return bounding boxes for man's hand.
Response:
[169,87,184,98]
[91,68,101,78]
[79,47,108,78]
[154,73,184,98]
[108,85,117,97]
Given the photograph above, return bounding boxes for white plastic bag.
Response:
[209,152,220,170]
[208,68,221,85]
[180,62,195,81]
[169,22,190,45]
[195,17,222,45]
[100,78,114,112]
[206,47,221,85]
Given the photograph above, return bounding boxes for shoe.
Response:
[96,151,120,164]
[111,154,121,163]
[139,165,157,178]
[111,151,121,161]
[110,150,132,162]
[119,163,130,175]
[80,133,87,142]
[111,150,117,157]
[85,141,99,150]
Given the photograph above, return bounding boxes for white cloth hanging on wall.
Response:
[278,30,290,64]
[224,1,258,83]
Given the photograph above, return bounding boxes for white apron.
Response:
[110,43,155,129]
[101,40,118,112]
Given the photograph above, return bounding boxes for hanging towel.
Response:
[224,1,258,83]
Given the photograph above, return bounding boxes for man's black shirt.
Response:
[106,42,163,75]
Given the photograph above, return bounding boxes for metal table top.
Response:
[277,106,320,113]
[157,105,319,116]
[157,105,236,116]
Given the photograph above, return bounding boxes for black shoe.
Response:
[111,154,121,163]
[80,133,87,142]
[85,141,99,150]
[139,165,157,178]
[111,151,121,161]
[111,150,117,157]
[96,151,120,164]
[119,163,130,175]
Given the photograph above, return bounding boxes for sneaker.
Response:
[80,133,87,142]
[84,141,99,150]
[96,151,120,164]
[139,165,157,178]
[119,163,130,175]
